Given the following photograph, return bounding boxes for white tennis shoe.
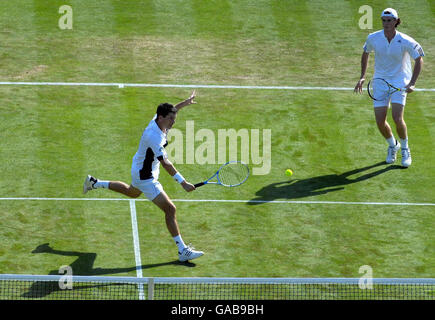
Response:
[401,148,412,167]
[179,245,204,262]
[386,141,401,164]
[83,175,98,194]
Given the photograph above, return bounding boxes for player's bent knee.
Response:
[392,114,404,124]
[170,203,177,214]
[375,119,387,128]
[165,203,177,216]
[127,185,142,198]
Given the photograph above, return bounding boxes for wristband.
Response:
[172,172,185,184]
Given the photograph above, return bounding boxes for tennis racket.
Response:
[194,161,250,188]
[367,78,404,101]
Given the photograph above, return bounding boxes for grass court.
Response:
[0,0,434,299]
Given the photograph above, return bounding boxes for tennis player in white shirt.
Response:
[83,91,204,262]
[354,8,424,167]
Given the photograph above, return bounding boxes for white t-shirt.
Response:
[363,30,424,87]
[131,115,168,181]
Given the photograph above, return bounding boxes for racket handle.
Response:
[194,182,205,188]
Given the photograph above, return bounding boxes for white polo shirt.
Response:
[131,115,168,181]
[363,30,424,87]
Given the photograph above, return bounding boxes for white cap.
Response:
[381,8,398,19]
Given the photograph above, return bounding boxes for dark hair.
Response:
[156,103,177,118]
[395,18,401,28]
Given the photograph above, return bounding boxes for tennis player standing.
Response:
[354,8,424,167]
[83,91,204,262]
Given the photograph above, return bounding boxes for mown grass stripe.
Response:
[1,81,434,91]
[0,197,433,206]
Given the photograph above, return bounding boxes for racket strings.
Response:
[218,163,249,187]
[368,79,393,101]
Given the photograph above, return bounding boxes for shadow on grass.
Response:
[22,243,194,298]
[248,161,404,205]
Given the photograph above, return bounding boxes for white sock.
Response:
[173,235,187,253]
[386,136,397,147]
[400,138,409,149]
[94,180,109,189]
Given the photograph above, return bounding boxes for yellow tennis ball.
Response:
[285,169,293,177]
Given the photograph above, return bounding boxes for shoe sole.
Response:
[179,252,204,262]
[401,162,411,168]
[83,175,91,194]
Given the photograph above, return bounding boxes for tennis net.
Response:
[0,275,433,300]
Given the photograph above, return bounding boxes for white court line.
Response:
[0,197,434,206]
[129,199,145,300]
[0,81,434,91]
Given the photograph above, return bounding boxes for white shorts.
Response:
[373,89,407,108]
[131,170,163,201]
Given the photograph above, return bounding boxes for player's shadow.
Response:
[22,243,194,298]
[248,161,403,204]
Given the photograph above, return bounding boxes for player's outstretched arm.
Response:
[159,158,196,192]
[174,90,197,111]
